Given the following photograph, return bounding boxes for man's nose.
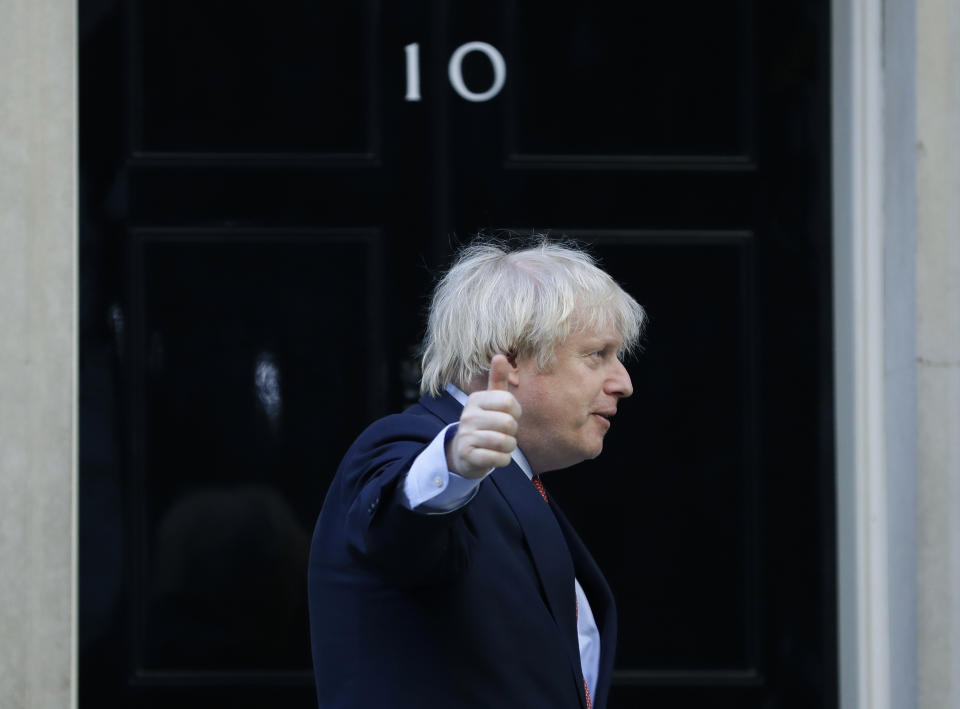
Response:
[605,359,634,398]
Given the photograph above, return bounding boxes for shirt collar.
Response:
[445,383,534,480]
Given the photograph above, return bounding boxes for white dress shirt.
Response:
[401,384,600,698]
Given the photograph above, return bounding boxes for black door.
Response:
[80,2,835,707]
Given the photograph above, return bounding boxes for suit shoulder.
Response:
[348,403,447,453]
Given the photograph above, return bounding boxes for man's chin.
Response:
[537,442,604,472]
[576,443,604,464]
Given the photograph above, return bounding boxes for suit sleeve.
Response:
[336,413,480,587]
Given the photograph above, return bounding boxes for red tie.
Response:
[532,475,549,503]
[531,476,593,709]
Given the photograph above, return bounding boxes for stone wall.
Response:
[917,0,960,706]
[0,1,77,708]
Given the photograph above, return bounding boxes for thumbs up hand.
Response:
[446,354,521,479]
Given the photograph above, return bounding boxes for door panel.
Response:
[506,1,753,161]
[133,230,381,673]
[132,1,377,157]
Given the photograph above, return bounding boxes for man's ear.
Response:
[503,351,521,388]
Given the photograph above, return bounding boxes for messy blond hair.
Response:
[419,236,646,396]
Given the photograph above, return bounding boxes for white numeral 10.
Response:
[404,42,507,102]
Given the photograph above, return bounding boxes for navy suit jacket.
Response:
[308,392,617,708]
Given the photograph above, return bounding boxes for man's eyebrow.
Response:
[581,340,619,352]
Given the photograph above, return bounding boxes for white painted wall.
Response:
[0,1,78,708]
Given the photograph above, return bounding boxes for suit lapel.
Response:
[551,499,618,709]
[490,466,577,635]
[490,465,586,707]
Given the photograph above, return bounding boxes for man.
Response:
[308,238,645,708]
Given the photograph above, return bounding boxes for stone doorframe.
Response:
[834,0,960,708]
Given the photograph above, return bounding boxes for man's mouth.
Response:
[593,412,615,428]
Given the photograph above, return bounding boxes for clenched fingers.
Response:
[458,405,519,438]
[446,355,522,478]
[463,390,521,421]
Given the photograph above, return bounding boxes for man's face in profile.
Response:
[509,324,634,474]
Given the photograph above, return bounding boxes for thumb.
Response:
[487,354,511,391]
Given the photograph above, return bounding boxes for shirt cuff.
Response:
[401,423,486,512]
